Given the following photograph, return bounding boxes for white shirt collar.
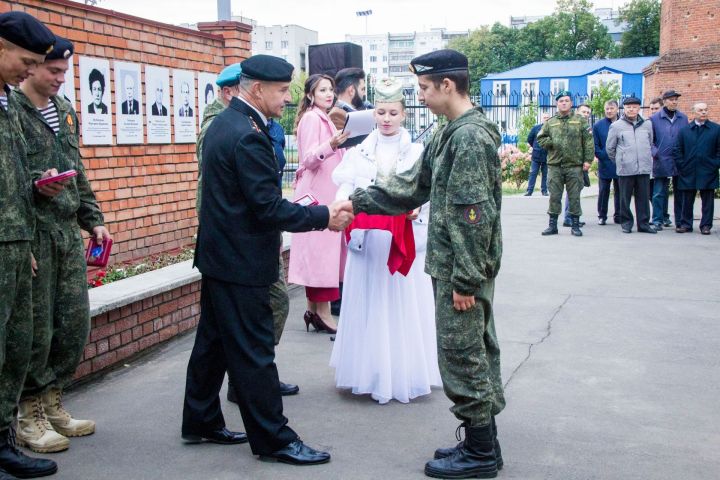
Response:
[237,96,267,126]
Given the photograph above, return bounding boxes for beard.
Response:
[351,90,365,110]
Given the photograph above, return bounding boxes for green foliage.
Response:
[587,81,621,117]
[617,0,661,57]
[517,103,539,153]
[450,0,616,90]
[278,71,307,134]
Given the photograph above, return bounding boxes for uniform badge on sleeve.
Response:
[463,205,481,224]
[66,114,74,128]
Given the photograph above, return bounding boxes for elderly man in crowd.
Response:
[674,102,720,235]
[607,97,656,234]
[593,100,621,225]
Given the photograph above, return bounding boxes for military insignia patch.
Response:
[249,117,261,133]
[463,205,481,224]
[66,114,74,132]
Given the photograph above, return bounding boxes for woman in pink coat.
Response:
[288,74,350,334]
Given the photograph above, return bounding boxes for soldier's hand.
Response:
[327,200,355,231]
[30,252,38,277]
[37,168,67,197]
[92,226,112,245]
[583,162,591,172]
[453,291,476,311]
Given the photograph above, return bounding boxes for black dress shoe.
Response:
[663,219,672,227]
[638,226,657,234]
[622,226,632,233]
[598,218,606,225]
[182,427,248,445]
[261,439,330,465]
[701,227,711,235]
[0,433,57,479]
[523,192,532,196]
[280,382,300,396]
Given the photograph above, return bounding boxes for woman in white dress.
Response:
[329,78,441,404]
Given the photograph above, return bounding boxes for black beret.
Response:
[623,96,641,106]
[662,89,681,99]
[410,49,467,76]
[45,36,73,61]
[0,11,55,55]
[241,54,293,82]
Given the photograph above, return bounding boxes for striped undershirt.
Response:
[0,94,7,111]
[39,102,60,134]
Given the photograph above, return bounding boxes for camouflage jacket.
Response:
[0,87,34,242]
[15,90,104,232]
[351,107,503,296]
[536,112,594,167]
[196,98,226,213]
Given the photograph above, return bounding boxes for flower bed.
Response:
[88,248,195,288]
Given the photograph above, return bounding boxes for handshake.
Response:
[327,200,355,231]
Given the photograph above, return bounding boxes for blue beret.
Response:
[554,90,572,101]
[241,55,293,82]
[410,49,467,76]
[45,36,73,61]
[623,96,641,106]
[216,63,242,87]
[0,11,55,55]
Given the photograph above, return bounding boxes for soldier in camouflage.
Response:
[196,64,296,398]
[537,91,594,237]
[13,37,110,455]
[0,11,61,479]
[346,50,504,479]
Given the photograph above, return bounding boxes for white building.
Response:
[250,23,318,74]
[346,28,469,88]
[510,8,627,43]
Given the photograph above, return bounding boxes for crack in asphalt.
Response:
[503,294,572,389]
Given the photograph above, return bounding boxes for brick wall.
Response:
[75,281,201,379]
[0,0,252,264]
[644,0,720,112]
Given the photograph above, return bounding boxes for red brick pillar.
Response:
[643,0,720,112]
[197,21,252,66]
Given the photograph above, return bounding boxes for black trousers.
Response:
[597,177,620,221]
[679,189,715,230]
[182,276,297,455]
[618,174,651,230]
[672,176,684,225]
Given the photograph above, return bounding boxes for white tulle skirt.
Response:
[330,227,442,404]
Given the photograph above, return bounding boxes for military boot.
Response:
[16,396,70,453]
[541,214,559,236]
[41,388,95,437]
[433,418,503,470]
[571,215,583,237]
[425,423,497,479]
[0,427,57,478]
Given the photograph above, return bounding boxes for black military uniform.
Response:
[182,55,331,464]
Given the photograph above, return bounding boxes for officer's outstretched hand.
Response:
[92,226,112,245]
[37,168,67,197]
[453,291,476,311]
[327,200,355,231]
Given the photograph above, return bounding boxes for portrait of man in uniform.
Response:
[87,68,108,114]
[151,79,167,116]
[121,73,139,115]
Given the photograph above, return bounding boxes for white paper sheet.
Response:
[342,109,376,138]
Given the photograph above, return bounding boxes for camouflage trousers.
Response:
[22,227,90,397]
[0,241,32,431]
[433,278,505,426]
[547,165,583,217]
[270,253,290,345]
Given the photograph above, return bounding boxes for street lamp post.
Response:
[356,10,373,34]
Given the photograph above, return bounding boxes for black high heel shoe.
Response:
[312,313,337,335]
[304,311,318,332]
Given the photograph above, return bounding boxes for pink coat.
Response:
[288,107,346,288]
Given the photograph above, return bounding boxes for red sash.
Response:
[345,213,416,276]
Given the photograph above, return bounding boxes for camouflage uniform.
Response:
[14,90,104,396]
[0,87,35,431]
[536,112,594,217]
[351,107,505,425]
[196,99,288,342]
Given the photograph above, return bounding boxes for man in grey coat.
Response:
[606,97,657,234]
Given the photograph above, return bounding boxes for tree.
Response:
[516,103,539,153]
[617,0,661,57]
[587,81,621,117]
[549,0,614,60]
[278,70,307,134]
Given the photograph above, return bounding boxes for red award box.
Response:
[85,238,113,268]
[34,169,77,188]
[294,193,319,206]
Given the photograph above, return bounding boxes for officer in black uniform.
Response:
[181,54,353,465]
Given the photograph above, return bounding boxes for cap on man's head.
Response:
[554,90,572,101]
[45,36,73,61]
[623,96,641,106]
[662,89,681,100]
[0,11,55,55]
[241,55,293,82]
[216,63,242,87]
[410,49,467,76]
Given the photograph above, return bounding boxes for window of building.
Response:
[265,41,273,50]
[370,68,377,73]
[389,40,414,49]
[281,41,288,48]
[383,68,388,73]
[370,55,377,62]
[370,44,377,50]
[521,80,539,105]
[586,71,622,96]
[383,55,387,62]
[550,78,569,95]
[389,65,405,73]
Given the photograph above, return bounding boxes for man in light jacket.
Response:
[606,97,657,234]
